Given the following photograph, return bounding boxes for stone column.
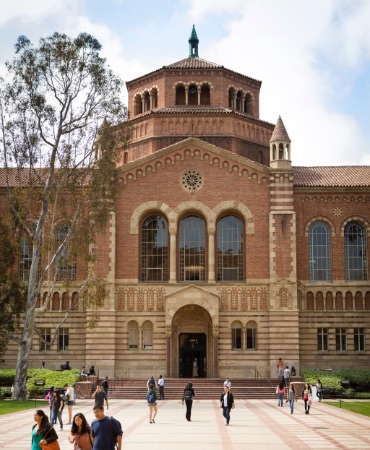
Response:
[197,86,201,105]
[169,229,177,283]
[166,326,171,377]
[213,332,219,378]
[185,86,189,106]
[208,229,215,282]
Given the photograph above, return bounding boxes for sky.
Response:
[1,0,370,167]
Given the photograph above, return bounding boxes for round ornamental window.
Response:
[181,169,203,193]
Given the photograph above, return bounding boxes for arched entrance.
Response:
[171,305,213,378]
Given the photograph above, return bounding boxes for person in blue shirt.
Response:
[91,405,122,450]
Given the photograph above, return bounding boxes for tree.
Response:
[0,219,25,365]
[0,32,128,399]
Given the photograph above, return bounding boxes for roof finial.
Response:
[188,25,199,58]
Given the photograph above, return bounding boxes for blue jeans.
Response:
[51,410,63,429]
[289,398,294,413]
[278,392,284,406]
[222,406,230,424]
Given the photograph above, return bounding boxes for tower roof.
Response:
[188,25,199,58]
[270,116,291,142]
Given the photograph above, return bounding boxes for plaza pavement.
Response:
[1,397,370,449]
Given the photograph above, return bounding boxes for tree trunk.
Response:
[13,328,33,400]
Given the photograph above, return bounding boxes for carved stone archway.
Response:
[165,285,219,377]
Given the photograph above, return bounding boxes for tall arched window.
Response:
[141,215,169,282]
[128,321,139,349]
[308,221,332,281]
[20,236,33,281]
[55,225,76,281]
[179,216,206,282]
[231,321,242,349]
[142,321,153,349]
[217,216,244,282]
[246,321,257,349]
[345,221,368,281]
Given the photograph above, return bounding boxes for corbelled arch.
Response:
[304,216,336,237]
[340,216,370,236]
[130,201,175,234]
[213,200,254,234]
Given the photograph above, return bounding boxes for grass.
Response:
[0,399,45,415]
[325,401,370,417]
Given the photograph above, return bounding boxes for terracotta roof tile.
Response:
[164,57,223,69]
[293,166,370,188]
[270,116,291,142]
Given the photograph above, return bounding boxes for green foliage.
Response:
[0,400,41,415]
[301,368,370,396]
[326,401,370,417]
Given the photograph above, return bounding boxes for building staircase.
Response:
[101,378,301,400]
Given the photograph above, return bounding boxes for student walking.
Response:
[102,377,109,398]
[50,390,64,431]
[288,383,296,414]
[69,412,92,450]
[182,382,195,421]
[32,409,59,450]
[302,383,312,414]
[147,383,158,423]
[220,384,234,426]
[92,385,109,409]
[316,379,323,402]
[91,405,122,450]
[276,381,285,407]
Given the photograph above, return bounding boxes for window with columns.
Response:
[344,221,368,281]
[216,215,244,282]
[175,83,211,106]
[308,221,332,282]
[141,215,169,282]
[55,224,76,281]
[179,215,206,282]
[246,321,257,349]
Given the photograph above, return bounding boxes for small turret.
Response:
[188,25,199,58]
[270,116,291,169]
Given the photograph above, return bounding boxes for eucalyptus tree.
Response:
[0,32,128,399]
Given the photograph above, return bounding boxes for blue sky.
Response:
[1,0,370,166]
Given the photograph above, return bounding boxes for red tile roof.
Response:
[270,116,291,142]
[293,166,370,187]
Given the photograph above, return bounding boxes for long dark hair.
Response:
[71,413,91,435]
[35,410,51,435]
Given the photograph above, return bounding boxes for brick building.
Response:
[3,27,370,379]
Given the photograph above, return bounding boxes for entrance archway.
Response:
[171,304,213,377]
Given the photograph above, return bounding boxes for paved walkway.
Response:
[1,398,370,449]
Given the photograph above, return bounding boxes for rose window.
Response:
[181,169,203,192]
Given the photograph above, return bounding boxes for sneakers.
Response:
[149,421,152,424]
[59,428,63,431]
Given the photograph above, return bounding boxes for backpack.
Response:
[184,388,192,400]
[147,390,156,403]
[109,417,122,448]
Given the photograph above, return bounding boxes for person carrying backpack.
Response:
[182,382,195,421]
[91,405,122,450]
[147,383,158,424]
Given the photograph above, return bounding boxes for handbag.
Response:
[39,426,60,450]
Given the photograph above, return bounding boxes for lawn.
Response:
[325,401,370,418]
[0,399,46,415]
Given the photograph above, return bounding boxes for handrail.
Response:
[255,366,274,388]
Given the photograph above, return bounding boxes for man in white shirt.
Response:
[158,375,165,400]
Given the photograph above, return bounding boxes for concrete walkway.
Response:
[1,398,370,449]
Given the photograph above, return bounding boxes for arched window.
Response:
[55,224,76,281]
[244,93,253,114]
[345,221,368,281]
[176,85,186,105]
[228,87,236,109]
[200,85,210,105]
[179,216,206,282]
[246,321,257,349]
[141,215,169,282]
[128,321,139,349]
[134,94,143,115]
[231,321,242,349]
[217,216,244,282]
[308,221,332,281]
[188,84,198,105]
[142,321,153,349]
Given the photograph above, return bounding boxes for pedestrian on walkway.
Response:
[32,409,59,450]
[44,386,55,421]
[288,383,296,414]
[276,381,285,407]
[102,377,109,398]
[283,366,291,387]
[147,375,156,391]
[182,382,195,421]
[147,383,158,423]
[50,390,64,431]
[158,375,165,400]
[63,383,74,424]
[69,412,92,450]
[220,384,234,426]
[224,377,231,389]
[92,385,109,409]
[316,379,323,402]
[91,405,122,450]
[302,383,312,414]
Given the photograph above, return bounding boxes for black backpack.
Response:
[110,417,122,448]
[184,388,192,400]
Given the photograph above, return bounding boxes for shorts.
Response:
[148,401,157,406]
[67,401,74,406]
